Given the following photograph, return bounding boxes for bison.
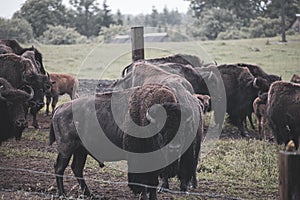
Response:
[0,39,46,74]
[50,84,201,199]
[0,78,34,144]
[253,92,268,140]
[266,81,300,149]
[120,55,225,128]
[45,73,79,116]
[291,74,300,84]
[114,61,204,192]
[0,53,49,128]
[21,50,51,128]
[217,64,270,136]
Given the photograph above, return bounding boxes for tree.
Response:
[102,0,115,28]
[0,17,34,43]
[149,6,159,27]
[115,9,123,25]
[17,0,67,37]
[186,0,270,26]
[69,0,102,37]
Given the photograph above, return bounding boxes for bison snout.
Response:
[37,102,45,109]
[15,119,28,129]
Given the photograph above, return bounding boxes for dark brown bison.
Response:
[0,53,49,128]
[267,81,300,149]
[114,61,204,192]
[0,78,34,144]
[21,50,51,128]
[0,39,46,74]
[236,63,281,129]
[253,92,268,140]
[50,84,200,199]
[120,55,225,128]
[217,64,270,136]
[291,74,300,84]
[45,73,79,115]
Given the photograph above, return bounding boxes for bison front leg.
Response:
[51,96,59,115]
[71,147,91,196]
[54,153,72,197]
[45,95,51,116]
[30,107,39,129]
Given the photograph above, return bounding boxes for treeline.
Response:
[0,0,299,44]
[186,0,300,40]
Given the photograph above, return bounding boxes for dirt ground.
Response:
[0,79,272,199]
[0,111,269,200]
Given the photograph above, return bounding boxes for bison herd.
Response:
[0,39,299,199]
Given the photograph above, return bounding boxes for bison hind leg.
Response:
[54,153,72,197]
[71,146,91,196]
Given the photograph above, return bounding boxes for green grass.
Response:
[1,35,299,199]
[34,34,300,80]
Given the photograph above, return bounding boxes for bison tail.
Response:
[49,122,55,145]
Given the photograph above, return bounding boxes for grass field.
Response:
[1,34,299,199]
[37,34,300,80]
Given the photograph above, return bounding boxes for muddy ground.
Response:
[0,79,273,200]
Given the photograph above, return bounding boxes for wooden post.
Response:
[131,27,144,62]
[279,151,300,200]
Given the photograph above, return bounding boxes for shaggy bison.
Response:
[50,84,201,199]
[267,81,300,149]
[217,64,270,136]
[0,53,50,128]
[115,61,204,191]
[45,73,79,115]
[0,78,34,144]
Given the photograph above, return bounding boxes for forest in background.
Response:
[0,0,299,44]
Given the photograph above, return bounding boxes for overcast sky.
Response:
[0,0,190,19]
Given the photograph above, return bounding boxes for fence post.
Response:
[279,151,300,200]
[131,27,144,62]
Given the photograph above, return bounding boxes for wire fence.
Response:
[0,165,245,200]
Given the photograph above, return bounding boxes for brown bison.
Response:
[217,64,270,136]
[291,74,300,84]
[253,92,268,140]
[236,63,281,129]
[114,61,204,192]
[0,53,49,128]
[50,84,201,199]
[267,81,300,149]
[120,55,225,128]
[21,50,51,128]
[0,39,46,74]
[45,73,79,115]
[0,78,34,144]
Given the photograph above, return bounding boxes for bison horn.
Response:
[0,85,7,102]
[25,85,34,101]
[253,78,259,89]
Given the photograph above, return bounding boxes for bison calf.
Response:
[253,92,268,140]
[45,73,78,115]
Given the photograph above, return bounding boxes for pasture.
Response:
[0,34,299,199]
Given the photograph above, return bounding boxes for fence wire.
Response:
[0,166,244,200]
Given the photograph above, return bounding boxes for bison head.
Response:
[0,80,34,140]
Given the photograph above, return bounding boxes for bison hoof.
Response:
[33,124,40,129]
